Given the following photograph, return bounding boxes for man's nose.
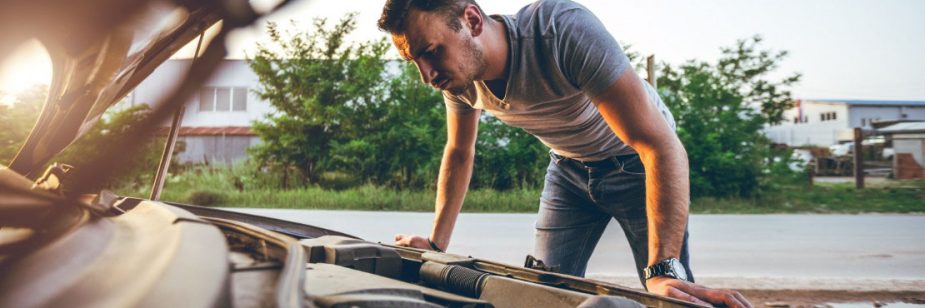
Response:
[414,60,437,84]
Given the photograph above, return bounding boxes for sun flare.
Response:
[0,40,52,101]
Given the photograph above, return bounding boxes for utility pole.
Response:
[853,127,864,189]
[646,55,657,88]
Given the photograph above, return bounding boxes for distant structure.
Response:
[878,122,925,179]
[765,99,925,146]
[123,59,274,165]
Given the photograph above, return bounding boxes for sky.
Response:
[1,0,924,103]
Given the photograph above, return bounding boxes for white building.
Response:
[765,99,925,146]
[879,122,925,179]
[125,59,274,165]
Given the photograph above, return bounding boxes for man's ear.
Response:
[463,4,484,36]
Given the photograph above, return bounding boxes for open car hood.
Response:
[2,0,225,176]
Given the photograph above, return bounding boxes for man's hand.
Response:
[646,277,753,308]
[394,234,436,250]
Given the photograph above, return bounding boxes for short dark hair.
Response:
[378,0,484,34]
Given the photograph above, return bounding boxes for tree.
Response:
[473,115,548,190]
[1,85,47,165]
[248,13,390,185]
[54,104,165,190]
[658,36,801,197]
[329,62,446,188]
[2,84,164,189]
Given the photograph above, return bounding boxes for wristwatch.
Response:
[427,237,444,253]
[643,258,689,282]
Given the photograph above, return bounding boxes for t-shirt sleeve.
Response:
[555,4,631,98]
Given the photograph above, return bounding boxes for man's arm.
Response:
[395,108,480,251]
[594,70,689,271]
[592,68,752,308]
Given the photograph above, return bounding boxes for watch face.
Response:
[669,258,688,281]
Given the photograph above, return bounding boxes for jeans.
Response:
[534,151,694,286]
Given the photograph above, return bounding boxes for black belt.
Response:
[551,152,639,170]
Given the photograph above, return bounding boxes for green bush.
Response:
[186,190,226,206]
[318,171,361,190]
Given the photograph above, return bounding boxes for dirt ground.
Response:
[590,276,925,307]
[738,289,925,307]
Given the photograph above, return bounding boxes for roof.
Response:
[878,122,925,134]
[157,126,254,136]
[804,99,925,106]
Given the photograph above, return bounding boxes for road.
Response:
[228,209,925,291]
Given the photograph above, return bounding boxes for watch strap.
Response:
[427,238,444,252]
[643,258,687,281]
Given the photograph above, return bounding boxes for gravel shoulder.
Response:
[590,275,925,307]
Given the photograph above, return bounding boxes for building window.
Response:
[233,88,247,111]
[820,112,837,122]
[199,87,214,111]
[199,87,247,112]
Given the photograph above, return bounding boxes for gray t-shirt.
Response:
[444,0,676,161]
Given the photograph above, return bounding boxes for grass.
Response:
[691,181,925,214]
[203,187,540,212]
[115,167,543,213]
[115,168,925,214]
[121,185,542,212]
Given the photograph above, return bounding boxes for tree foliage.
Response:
[473,116,548,190]
[0,85,46,164]
[335,62,446,189]
[54,104,165,189]
[658,36,801,197]
[247,13,551,191]
[0,85,163,188]
[248,14,391,185]
[249,14,452,189]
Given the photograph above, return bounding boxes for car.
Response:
[828,143,852,157]
[787,149,813,172]
[0,1,699,307]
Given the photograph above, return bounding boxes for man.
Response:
[378,0,751,306]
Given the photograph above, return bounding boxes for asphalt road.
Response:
[228,209,925,291]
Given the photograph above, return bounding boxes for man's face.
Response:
[392,8,486,95]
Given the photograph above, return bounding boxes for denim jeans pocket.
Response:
[618,155,646,176]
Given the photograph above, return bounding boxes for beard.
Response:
[446,35,487,95]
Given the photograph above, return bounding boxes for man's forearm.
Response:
[589,69,692,266]
[639,138,690,266]
[430,145,475,250]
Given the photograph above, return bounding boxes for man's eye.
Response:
[425,48,438,58]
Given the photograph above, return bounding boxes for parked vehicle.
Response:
[0,1,696,307]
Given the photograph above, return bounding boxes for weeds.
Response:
[114,166,924,213]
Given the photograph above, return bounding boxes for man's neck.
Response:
[479,16,510,82]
